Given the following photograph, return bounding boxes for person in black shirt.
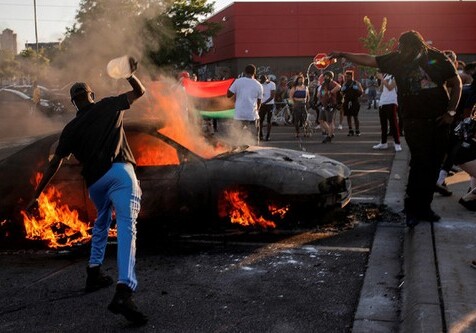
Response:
[26,57,148,325]
[341,70,364,136]
[330,30,462,227]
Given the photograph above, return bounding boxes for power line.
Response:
[0,17,74,22]
[0,3,77,8]
[0,18,74,22]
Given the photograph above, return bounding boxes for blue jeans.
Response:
[88,162,141,291]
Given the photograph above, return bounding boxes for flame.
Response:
[268,203,290,219]
[220,189,290,229]
[18,76,235,247]
[143,80,228,161]
[20,172,117,248]
[131,133,179,166]
[21,185,91,248]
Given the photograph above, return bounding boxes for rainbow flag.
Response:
[182,78,235,119]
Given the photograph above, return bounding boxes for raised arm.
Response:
[125,57,146,104]
[329,52,379,68]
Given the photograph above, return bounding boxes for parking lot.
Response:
[0,107,401,332]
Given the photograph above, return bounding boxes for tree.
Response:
[0,50,20,83]
[359,16,396,76]
[360,16,396,56]
[144,0,221,71]
[17,48,50,82]
[55,0,220,86]
[56,0,160,86]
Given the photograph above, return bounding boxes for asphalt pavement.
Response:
[2,107,476,332]
[353,134,476,333]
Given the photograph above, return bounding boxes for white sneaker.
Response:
[372,143,388,150]
[394,144,402,152]
[338,124,343,130]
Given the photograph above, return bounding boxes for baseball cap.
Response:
[70,82,92,100]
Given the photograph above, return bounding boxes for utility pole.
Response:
[33,0,39,54]
[33,0,39,80]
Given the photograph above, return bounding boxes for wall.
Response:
[196,1,476,78]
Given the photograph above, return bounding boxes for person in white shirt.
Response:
[258,74,276,141]
[227,64,263,143]
[372,72,402,152]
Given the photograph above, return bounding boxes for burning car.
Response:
[0,122,351,247]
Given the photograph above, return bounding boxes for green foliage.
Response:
[0,50,20,80]
[360,16,396,55]
[0,48,52,82]
[59,0,221,74]
[144,0,221,70]
[359,16,396,75]
[17,48,50,79]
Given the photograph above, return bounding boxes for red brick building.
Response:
[195,1,476,80]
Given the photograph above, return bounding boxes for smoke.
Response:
[50,1,171,98]
[0,103,70,139]
[7,1,256,157]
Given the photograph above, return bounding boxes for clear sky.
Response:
[0,0,469,53]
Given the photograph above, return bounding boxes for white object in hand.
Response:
[107,55,131,79]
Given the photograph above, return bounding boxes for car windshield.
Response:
[126,130,247,166]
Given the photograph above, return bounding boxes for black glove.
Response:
[129,56,138,74]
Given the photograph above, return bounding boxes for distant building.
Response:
[24,42,61,59]
[24,42,60,52]
[0,29,17,54]
[196,1,476,80]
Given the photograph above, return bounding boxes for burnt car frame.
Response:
[0,122,351,231]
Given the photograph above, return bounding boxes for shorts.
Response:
[318,105,336,123]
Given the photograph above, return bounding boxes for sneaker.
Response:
[355,130,361,136]
[85,266,113,293]
[394,144,402,152]
[434,183,453,197]
[347,130,354,136]
[338,124,343,130]
[322,136,332,144]
[108,284,148,326]
[373,143,388,150]
[471,260,476,269]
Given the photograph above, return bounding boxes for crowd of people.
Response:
[221,30,476,229]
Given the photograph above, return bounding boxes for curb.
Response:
[352,138,410,332]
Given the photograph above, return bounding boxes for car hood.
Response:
[217,145,351,178]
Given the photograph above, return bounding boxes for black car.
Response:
[0,122,351,245]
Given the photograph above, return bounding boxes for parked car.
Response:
[1,86,68,117]
[0,122,351,235]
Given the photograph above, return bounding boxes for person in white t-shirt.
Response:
[372,72,402,152]
[258,74,276,141]
[227,64,263,142]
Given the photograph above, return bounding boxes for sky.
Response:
[0,0,469,53]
